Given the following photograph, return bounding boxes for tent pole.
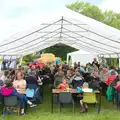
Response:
[102,54,105,67]
[60,16,63,38]
[109,55,112,66]
[8,56,12,69]
[19,55,23,66]
[116,53,119,70]
[0,56,3,72]
[66,54,69,65]
[97,55,100,63]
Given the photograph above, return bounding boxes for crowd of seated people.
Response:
[31,61,120,111]
[50,59,100,112]
[106,70,120,101]
[0,57,120,114]
[0,66,43,115]
[0,79,36,115]
[51,59,120,112]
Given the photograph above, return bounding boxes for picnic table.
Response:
[51,89,100,113]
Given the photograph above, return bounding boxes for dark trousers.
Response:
[18,94,28,109]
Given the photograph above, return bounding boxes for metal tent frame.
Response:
[0,8,120,58]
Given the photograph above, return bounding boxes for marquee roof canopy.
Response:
[67,50,92,56]
[0,8,120,57]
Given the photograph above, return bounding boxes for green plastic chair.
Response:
[83,92,101,113]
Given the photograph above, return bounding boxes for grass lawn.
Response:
[0,86,120,120]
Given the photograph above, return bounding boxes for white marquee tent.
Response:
[67,50,97,66]
[0,7,120,59]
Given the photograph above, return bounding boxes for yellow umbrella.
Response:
[41,53,55,58]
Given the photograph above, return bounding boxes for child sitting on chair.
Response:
[80,82,93,113]
[58,80,69,89]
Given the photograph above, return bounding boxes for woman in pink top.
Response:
[106,70,116,86]
[13,72,26,94]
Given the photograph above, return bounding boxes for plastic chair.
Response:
[3,96,20,116]
[82,92,101,113]
[27,84,41,104]
[58,92,75,113]
[0,95,3,104]
[54,81,62,88]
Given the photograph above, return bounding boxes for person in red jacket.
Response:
[106,70,116,86]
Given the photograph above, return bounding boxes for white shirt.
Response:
[82,88,93,92]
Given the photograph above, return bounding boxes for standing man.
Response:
[92,58,99,68]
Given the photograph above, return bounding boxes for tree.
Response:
[22,53,39,64]
[67,1,120,30]
[67,1,104,21]
[103,11,120,29]
[44,44,77,60]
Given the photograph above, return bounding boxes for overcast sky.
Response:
[0,0,120,40]
[0,0,102,19]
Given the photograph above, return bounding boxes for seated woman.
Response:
[26,71,41,102]
[26,71,41,86]
[110,70,120,85]
[0,79,36,115]
[80,82,93,113]
[66,69,74,85]
[106,70,116,86]
[54,69,64,87]
[80,65,86,73]
[91,67,99,79]
[72,72,84,88]
[108,66,118,76]
[9,69,16,82]
[13,72,26,94]
[0,70,9,83]
[99,68,108,82]
[106,72,120,101]
[58,80,69,89]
